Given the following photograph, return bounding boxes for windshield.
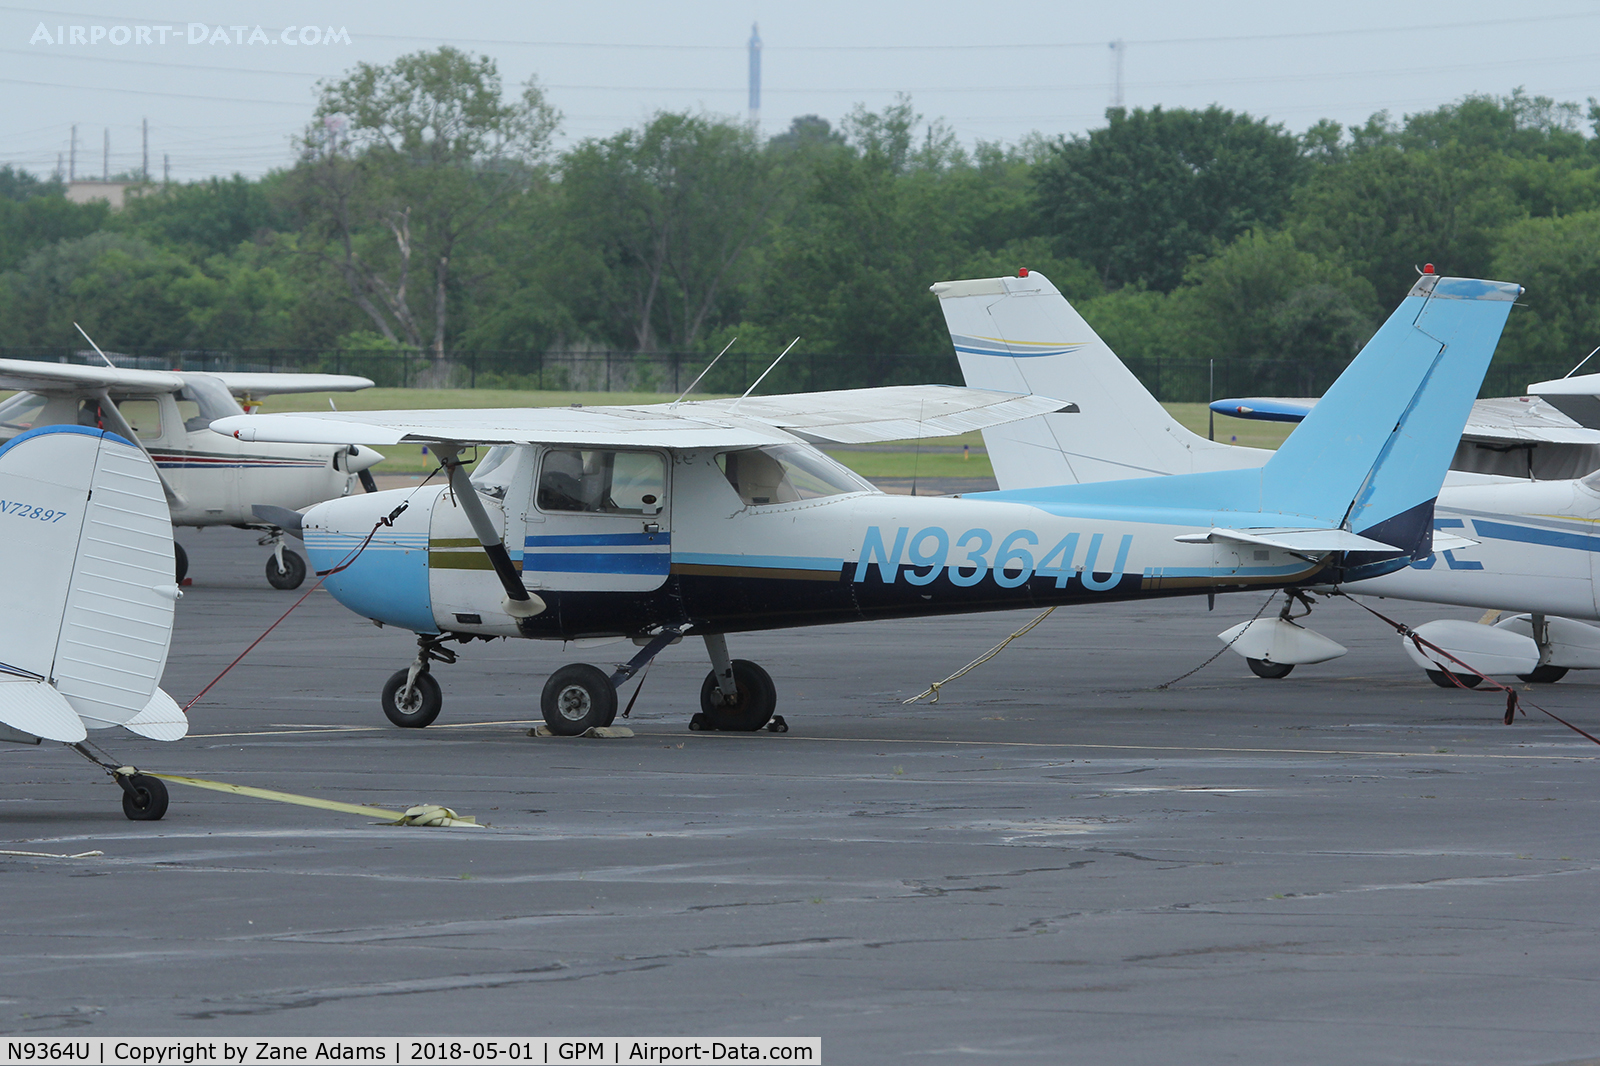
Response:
[0,392,48,438]
[716,444,875,506]
[175,374,245,432]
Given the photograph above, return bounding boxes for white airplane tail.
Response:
[932,271,1270,488]
[0,426,179,741]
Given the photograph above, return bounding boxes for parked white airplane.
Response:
[939,268,1600,686]
[0,360,383,588]
[211,273,1516,733]
[0,424,187,819]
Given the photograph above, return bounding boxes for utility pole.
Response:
[163,153,169,183]
[102,127,108,181]
[1109,39,1125,109]
[55,152,63,181]
[747,22,761,129]
[69,124,76,181]
[141,118,148,181]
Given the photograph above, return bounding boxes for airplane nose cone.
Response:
[346,444,385,474]
[302,486,442,634]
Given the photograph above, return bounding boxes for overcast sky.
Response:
[3,0,1599,182]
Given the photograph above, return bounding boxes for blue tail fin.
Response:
[1260,274,1521,552]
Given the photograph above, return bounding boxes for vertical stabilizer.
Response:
[1260,274,1522,553]
[932,272,1269,487]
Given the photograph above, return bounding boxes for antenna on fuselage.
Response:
[730,337,800,412]
[1563,343,1600,379]
[670,336,738,410]
[73,322,117,370]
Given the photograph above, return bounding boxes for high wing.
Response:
[0,358,184,394]
[0,358,373,399]
[207,373,375,398]
[1528,372,1600,429]
[673,386,1072,444]
[211,385,1069,449]
[1211,394,1600,446]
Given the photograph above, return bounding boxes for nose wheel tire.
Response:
[174,541,188,583]
[698,659,777,731]
[381,669,443,728]
[266,548,307,590]
[1518,665,1569,684]
[1246,658,1294,679]
[121,774,169,821]
[1426,669,1484,689]
[541,664,618,735]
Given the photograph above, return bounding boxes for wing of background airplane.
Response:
[0,358,185,394]
[206,373,375,398]
[212,385,1069,448]
[1210,394,1600,447]
[1527,372,1600,429]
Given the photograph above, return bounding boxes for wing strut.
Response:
[434,444,545,619]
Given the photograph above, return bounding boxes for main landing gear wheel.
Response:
[695,659,776,732]
[382,669,443,728]
[174,542,188,584]
[541,664,618,735]
[121,774,168,821]
[266,548,307,590]
[1518,665,1569,684]
[1426,669,1484,689]
[1246,658,1294,679]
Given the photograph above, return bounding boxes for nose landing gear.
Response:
[381,634,457,728]
[261,527,307,590]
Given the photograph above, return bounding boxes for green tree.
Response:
[1033,105,1305,292]
[283,46,558,373]
[558,111,787,352]
[120,175,284,259]
[1490,210,1600,376]
[0,232,200,349]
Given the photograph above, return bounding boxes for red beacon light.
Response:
[1422,263,1435,274]
[1018,267,1030,277]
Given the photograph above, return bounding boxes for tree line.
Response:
[2,46,1599,397]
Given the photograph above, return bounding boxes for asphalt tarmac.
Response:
[4,526,1600,1065]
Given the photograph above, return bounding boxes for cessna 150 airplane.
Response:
[940,266,1600,687]
[211,273,1518,734]
[0,359,383,589]
[0,424,187,819]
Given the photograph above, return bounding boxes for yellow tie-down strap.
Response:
[143,773,483,827]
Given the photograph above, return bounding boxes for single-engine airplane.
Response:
[940,266,1600,687]
[0,424,187,819]
[212,273,1517,734]
[0,359,384,589]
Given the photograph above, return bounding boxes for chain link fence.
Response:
[0,346,1567,402]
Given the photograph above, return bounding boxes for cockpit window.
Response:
[174,375,244,432]
[537,449,665,515]
[716,444,874,506]
[0,392,48,438]
[469,445,517,499]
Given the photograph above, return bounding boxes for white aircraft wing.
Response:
[206,372,376,397]
[212,407,801,449]
[1461,396,1600,445]
[1527,372,1600,430]
[1214,391,1600,446]
[668,385,1072,444]
[212,386,1066,450]
[0,358,184,394]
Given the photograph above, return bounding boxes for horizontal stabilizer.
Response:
[122,688,188,742]
[0,679,86,743]
[1174,528,1402,553]
[252,504,305,537]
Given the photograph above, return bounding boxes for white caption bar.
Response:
[1,1038,821,1065]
